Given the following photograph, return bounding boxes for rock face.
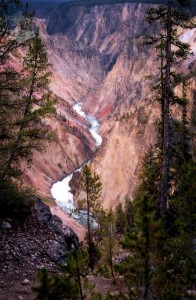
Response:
[23,110,96,199]
[28,2,196,208]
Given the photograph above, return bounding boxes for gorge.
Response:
[51,101,102,222]
[23,0,196,210]
[1,1,196,299]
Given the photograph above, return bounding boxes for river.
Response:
[50,102,102,227]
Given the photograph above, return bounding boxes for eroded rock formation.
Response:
[26,2,195,208]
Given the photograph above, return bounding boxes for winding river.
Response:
[50,102,102,227]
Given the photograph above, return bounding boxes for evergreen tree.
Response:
[62,249,90,300]
[115,202,126,234]
[0,1,35,218]
[97,211,117,278]
[0,67,22,170]
[146,0,194,215]
[124,195,134,231]
[0,5,55,217]
[79,165,102,270]
[2,30,56,177]
[33,268,80,300]
[116,2,195,299]
[117,149,162,300]
[152,161,196,299]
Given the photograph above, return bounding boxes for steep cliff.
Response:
[31,2,195,208]
[22,87,97,198]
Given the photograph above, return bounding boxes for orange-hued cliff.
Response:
[24,2,196,208]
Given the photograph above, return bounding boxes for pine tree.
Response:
[124,195,134,231]
[0,1,23,176]
[97,211,117,278]
[117,149,162,300]
[146,0,194,215]
[33,268,80,300]
[0,67,22,167]
[79,165,102,270]
[0,6,55,217]
[63,249,90,300]
[143,3,195,296]
[115,203,126,234]
[116,2,195,298]
[34,249,98,300]
[3,30,56,177]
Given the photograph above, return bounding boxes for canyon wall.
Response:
[26,2,195,208]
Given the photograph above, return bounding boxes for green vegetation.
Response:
[2,31,56,178]
[38,196,56,207]
[96,211,117,278]
[36,0,194,298]
[33,268,80,300]
[116,1,196,299]
[146,0,195,215]
[79,165,102,270]
[116,111,134,122]
[1,1,195,299]
[0,178,34,220]
[0,1,56,219]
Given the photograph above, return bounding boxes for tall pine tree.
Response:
[146,0,194,215]
[2,31,55,178]
[79,165,102,270]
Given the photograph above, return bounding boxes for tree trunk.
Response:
[160,34,165,152]
[161,0,172,215]
[86,179,93,270]
[74,251,84,300]
[6,52,37,170]
[143,200,150,299]
[108,223,114,278]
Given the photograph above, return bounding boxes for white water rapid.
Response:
[73,102,102,146]
[50,102,102,223]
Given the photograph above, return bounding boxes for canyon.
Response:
[24,1,196,210]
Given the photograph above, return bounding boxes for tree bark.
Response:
[74,251,84,300]
[86,178,93,270]
[108,223,114,278]
[161,0,172,215]
[6,48,38,170]
[143,200,150,299]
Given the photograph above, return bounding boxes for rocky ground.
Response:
[0,198,128,299]
[0,198,79,300]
